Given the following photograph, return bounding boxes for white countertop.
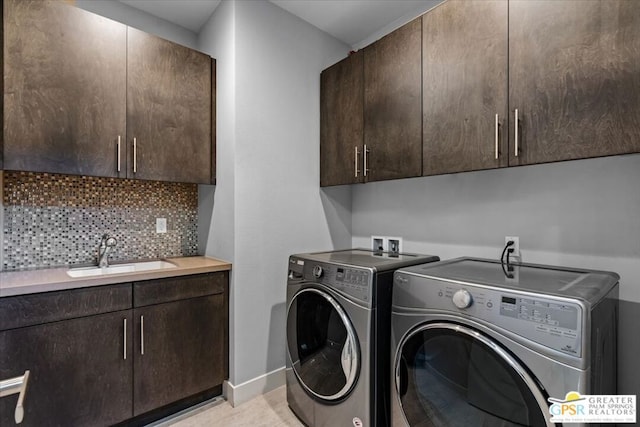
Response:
[0,256,232,297]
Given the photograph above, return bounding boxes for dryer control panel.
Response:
[396,274,584,359]
[498,294,581,356]
[442,285,582,357]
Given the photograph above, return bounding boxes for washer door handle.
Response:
[341,336,354,380]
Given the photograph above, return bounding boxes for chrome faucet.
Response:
[97,234,117,268]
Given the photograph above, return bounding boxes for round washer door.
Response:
[287,287,359,402]
[395,323,552,427]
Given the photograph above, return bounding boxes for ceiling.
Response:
[118,0,441,47]
[119,0,221,33]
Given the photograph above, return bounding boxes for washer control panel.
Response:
[312,265,324,279]
[452,289,473,309]
[396,274,584,358]
[291,258,372,304]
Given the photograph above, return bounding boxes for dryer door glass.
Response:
[286,287,359,401]
[396,323,550,427]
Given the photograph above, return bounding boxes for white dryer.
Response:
[391,257,619,427]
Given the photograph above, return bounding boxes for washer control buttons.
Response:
[452,289,473,309]
[312,265,323,278]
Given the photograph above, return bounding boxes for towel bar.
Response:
[0,370,30,424]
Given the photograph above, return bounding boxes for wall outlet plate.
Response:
[156,218,167,234]
[371,236,386,252]
[388,237,403,255]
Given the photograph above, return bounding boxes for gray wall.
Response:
[198,0,352,387]
[352,154,640,395]
[352,0,443,49]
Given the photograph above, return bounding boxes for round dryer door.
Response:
[286,287,360,402]
[395,323,552,427]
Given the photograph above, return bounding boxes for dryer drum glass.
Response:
[397,327,547,426]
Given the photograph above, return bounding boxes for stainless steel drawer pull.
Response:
[123,318,127,360]
[133,137,137,173]
[364,145,370,177]
[117,135,121,172]
[141,315,145,355]
[495,114,499,160]
[514,109,519,157]
[0,370,30,424]
[354,146,360,178]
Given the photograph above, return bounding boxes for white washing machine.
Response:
[391,257,619,427]
[286,249,440,427]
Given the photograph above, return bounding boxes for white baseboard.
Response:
[224,367,286,407]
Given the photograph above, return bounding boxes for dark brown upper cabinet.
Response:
[422,0,508,176]
[2,0,127,177]
[2,0,215,184]
[320,0,640,185]
[426,0,640,173]
[127,29,213,184]
[320,51,364,187]
[364,18,423,182]
[508,0,640,166]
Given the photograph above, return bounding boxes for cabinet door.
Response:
[127,28,212,184]
[509,0,640,166]
[364,18,422,182]
[423,0,508,175]
[2,0,127,177]
[0,311,133,427]
[320,51,364,187]
[133,294,225,416]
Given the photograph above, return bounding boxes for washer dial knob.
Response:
[312,265,323,279]
[452,289,473,309]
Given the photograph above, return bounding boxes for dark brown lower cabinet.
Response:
[0,271,228,426]
[0,310,133,427]
[132,294,225,416]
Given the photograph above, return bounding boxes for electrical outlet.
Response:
[505,236,520,257]
[371,236,386,252]
[388,237,403,255]
[156,218,167,234]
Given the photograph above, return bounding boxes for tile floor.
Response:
[166,386,304,427]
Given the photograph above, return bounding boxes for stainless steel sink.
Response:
[67,260,177,278]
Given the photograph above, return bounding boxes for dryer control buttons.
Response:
[452,289,473,309]
[312,265,324,278]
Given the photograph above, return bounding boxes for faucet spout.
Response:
[97,234,117,268]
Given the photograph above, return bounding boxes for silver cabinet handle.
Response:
[354,146,360,178]
[117,135,121,172]
[141,315,144,355]
[123,318,127,360]
[364,144,370,177]
[514,109,519,157]
[0,370,30,424]
[133,137,137,173]
[495,114,499,160]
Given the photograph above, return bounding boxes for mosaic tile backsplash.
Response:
[2,171,198,271]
